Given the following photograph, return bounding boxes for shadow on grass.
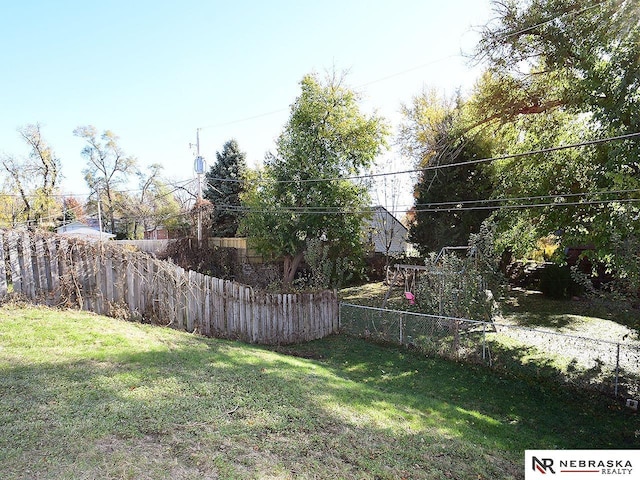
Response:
[502,289,640,333]
[338,301,640,401]
[0,332,522,480]
[274,336,638,447]
[1,329,638,480]
[480,339,639,398]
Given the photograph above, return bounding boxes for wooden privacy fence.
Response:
[0,229,339,344]
[114,237,264,263]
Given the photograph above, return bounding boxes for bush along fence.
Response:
[0,229,339,345]
[340,303,640,399]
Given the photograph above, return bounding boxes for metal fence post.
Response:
[399,314,404,345]
[482,322,486,362]
[615,343,620,397]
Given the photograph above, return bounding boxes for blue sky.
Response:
[0,0,492,207]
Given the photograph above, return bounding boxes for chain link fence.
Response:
[340,303,640,399]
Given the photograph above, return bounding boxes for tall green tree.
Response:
[74,126,137,235]
[399,90,494,255]
[475,0,639,130]
[203,139,247,237]
[486,110,595,258]
[240,72,388,285]
[472,0,640,285]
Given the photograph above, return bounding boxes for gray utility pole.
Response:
[193,128,206,245]
[97,196,103,241]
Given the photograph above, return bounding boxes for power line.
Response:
[412,188,640,209]
[8,185,639,229]
[414,197,640,213]
[0,178,196,200]
[190,2,612,136]
[213,196,640,216]
[357,55,458,88]
[202,131,640,185]
[197,109,289,130]
[498,0,611,39]
[194,55,463,132]
[4,129,640,222]
[205,187,640,213]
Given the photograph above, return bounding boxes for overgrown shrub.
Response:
[364,253,387,281]
[298,238,353,291]
[415,253,493,321]
[160,238,241,279]
[414,221,504,321]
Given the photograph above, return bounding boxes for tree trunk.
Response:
[283,251,305,286]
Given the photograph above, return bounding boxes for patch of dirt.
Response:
[90,434,220,480]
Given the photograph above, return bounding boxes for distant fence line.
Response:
[115,239,170,254]
[115,237,264,263]
[0,229,338,345]
[340,303,640,399]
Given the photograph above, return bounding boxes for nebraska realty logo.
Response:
[525,450,636,479]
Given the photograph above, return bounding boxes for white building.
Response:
[366,206,411,255]
[56,221,115,240]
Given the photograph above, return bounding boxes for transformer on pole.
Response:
[193,128,206,245]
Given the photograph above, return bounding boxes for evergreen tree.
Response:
[399,90,494,255]
[203,139,247,237]
[410,136,493,255]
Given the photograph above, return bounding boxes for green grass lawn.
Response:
[500,287,640,336]
[0,304,638,480]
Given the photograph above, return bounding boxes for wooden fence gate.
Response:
[0,229,339,344]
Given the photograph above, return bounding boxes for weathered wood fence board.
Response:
[0,233,7,297]
[0,229,338,344]
[8,233,22,294]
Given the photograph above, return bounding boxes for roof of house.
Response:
[56,221,115,239]
[370,205,408,232]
